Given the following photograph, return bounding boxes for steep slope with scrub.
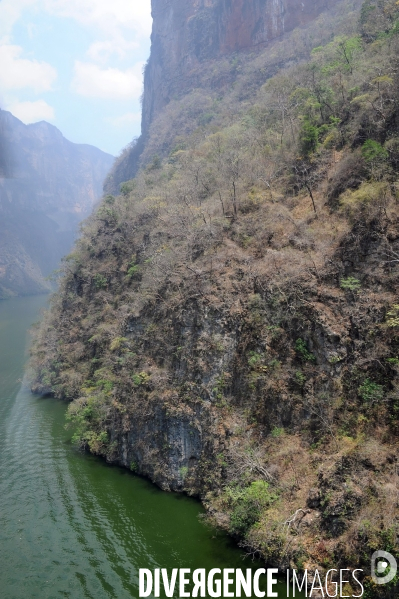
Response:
[106,0,344,190]
[31,0,399,595]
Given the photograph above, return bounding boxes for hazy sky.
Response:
[0,0,152,156]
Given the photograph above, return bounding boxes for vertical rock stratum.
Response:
[142,0,335,133]
[107,0,337,189]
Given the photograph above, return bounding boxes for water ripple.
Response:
[0,296,292,599]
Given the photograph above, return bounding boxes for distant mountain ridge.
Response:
[0,110,114,298]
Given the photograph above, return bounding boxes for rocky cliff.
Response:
[107,0,338,190]
[0,110,114,297]
[142,0,335,134]
[31,0,399,594]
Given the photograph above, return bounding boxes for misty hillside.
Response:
[0,110,114,298]
[31,0,399,595]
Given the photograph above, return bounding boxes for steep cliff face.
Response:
[142,0,335,134]
[107,0,337,190]
[0,110,114,297]
[31,0,399,592]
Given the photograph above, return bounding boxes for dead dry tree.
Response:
[227,443,276,483]
[383,247,399,265]
[301,388,339,450]
[284,508,309,532]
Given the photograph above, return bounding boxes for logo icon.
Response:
[371,551,397,585]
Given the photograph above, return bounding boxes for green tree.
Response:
[299,118,319,156]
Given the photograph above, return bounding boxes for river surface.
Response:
[0,295,302,599]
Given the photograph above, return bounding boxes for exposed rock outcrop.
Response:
[107,0,337,190]
[142,0,335,134]
[31,0,399,593]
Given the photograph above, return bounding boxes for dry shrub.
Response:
[339,181,390,221]
[327,151,367,206]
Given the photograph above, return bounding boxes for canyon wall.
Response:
[142,0,335,133]
[0,110,114,297]
[107,0,337,190]
[31,0,399,587]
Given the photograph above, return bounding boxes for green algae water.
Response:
[0,296,304,599]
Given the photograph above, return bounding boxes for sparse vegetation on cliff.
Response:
[31,0,399,595]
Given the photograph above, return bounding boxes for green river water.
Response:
[0,295,304,599]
